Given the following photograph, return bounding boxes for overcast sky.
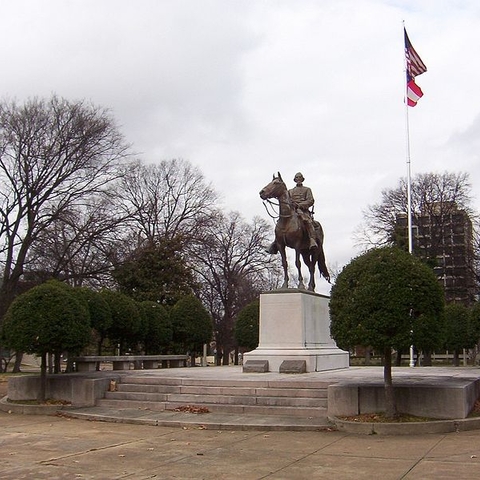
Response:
[1,0,479,294]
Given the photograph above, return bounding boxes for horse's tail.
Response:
[317,253,330,283]
[314,222,330,283]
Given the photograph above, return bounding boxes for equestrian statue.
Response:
[260,172,330,292]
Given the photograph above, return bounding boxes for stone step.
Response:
[96,398,327,417]
[104,390,327,408]
[105,391,169,402]
[97,375,330,421]
[116,384,181,394]
[64,406,333,431]
[116,383,327,399]
[122,375,331,390]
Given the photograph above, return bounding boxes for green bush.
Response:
[170,295,212,356]
[100,290,141,353]
[330,247,444,353]
[138,301,173,354]
[75,287,112,355]
[234,299,259,351]
[2,280,90,356]
[2,280,91,400]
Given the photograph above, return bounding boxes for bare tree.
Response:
[355,171,474,250]
[25,197,128,288]
[117,159,219,247]
[355,171,479,306]
[192,211,279,365]
[0,95,129,322]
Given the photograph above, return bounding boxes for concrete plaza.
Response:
[1,408,480,479]
[1,365,480,478]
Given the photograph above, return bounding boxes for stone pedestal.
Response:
[243,289,349,373]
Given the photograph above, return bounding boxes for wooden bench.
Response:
[73,355,189,372]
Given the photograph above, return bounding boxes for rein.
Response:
[262,199,280,219]
[262,195,294,220]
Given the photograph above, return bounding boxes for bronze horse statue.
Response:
[260,172,330,292]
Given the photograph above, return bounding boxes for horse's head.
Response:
[259,172,287,200]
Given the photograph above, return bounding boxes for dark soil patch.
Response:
[7,398,71,406]
[338,412,436,423]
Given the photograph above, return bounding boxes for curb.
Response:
[330,415,480,435]
[0,395,72,416]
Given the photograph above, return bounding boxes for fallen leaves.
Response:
[173,405,210,414]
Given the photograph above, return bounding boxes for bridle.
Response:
[261,181,295,220]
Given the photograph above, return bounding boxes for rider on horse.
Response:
[267,172,318,254]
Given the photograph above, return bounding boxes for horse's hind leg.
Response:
[295,251,305,290]
[302,251,315,292]
[308,262,316,291]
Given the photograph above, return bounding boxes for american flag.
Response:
[404,28,427,107]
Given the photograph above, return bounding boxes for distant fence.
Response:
[351,349,476,367]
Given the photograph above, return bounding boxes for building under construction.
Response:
[396,202,476,305]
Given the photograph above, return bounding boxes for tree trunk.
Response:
[0,282,18,324]
[48,353,54,374]
[54,351,61,374]
[453,349,460,366]
[215,347,222,366]
[383,347,396,418]
[39,352,47,402]
[12,351,23,373]
[422,350,432,366]
[365,347,371,365]
[222,349,229,366]
[395,349,402,366]
[65,356,75,373]
[234,346,239,365]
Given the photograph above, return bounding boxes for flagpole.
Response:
[403,20,415,368]
[405,97,413,256]
[406,108,416,368]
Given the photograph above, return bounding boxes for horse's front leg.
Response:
[295,251,305,290]
[279,246,289,289]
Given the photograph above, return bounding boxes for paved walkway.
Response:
[2,366,480,478]
[1,408,480,479]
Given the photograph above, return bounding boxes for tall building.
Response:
[396,202,476,304]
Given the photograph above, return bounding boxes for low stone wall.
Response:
[328,377,480,419]
[7,373,121,407]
